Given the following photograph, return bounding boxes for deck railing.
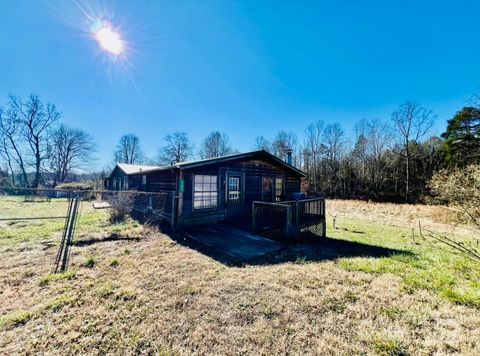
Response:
[252,197,326,241]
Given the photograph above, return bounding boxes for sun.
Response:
[94,23,124,56]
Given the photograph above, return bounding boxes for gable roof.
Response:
[174,150,306,177]
[117,150,305,177]
[115,163,161,175]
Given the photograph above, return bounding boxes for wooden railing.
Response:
[252,198,326,241]
[251,201,294,237]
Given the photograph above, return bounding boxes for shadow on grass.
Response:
[72,234,141,247]
[168,227,414,267]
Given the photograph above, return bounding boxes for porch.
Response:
[252,197,326,242]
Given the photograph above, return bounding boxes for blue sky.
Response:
[1,0,479,167]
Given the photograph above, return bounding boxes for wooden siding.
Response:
[177,157,301,226]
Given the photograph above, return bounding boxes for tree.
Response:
[430,165,480,230]
[11,95,60,188]
[441,106,480,166]
[158,132,193,165]
[114,134,144,164]
[0,107,17,185]
[1,99,30,186]
[304,120,325,193]
[198,131,233,159]
[252,136,271,152]
[272,131,298,163]
[322,123,345,196]
[391,101,434,202]
[50,125,96,185]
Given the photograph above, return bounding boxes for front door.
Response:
[226,174,243,220]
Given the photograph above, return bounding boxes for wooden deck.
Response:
[252,198,326,242]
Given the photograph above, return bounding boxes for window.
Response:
[228,177,240,201]
[275,177,284,201]
[262,177,273,201]
[123,176,129,190]
[194,175,218,209]
[142,175,147,185]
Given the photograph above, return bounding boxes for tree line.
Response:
[0,95,95,188]
[1,93,478,204]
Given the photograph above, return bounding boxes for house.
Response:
[104,149,307,227]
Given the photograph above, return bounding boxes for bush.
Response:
[107,192,134,223]
[55,182,94,190]
[429,165,480,227]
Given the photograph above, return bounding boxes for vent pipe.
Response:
[286,149,293,165]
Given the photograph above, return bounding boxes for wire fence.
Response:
[0,188,176,271]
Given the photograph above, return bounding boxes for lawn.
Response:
[0,197,479,354]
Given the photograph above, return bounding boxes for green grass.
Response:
[332,217,480,309]
[0,310,32,330]
[83,256,96,268]
[372,335,408,356]
[0,196,144,252]
[39,271,77,286]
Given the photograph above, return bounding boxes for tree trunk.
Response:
[405,145,410,203]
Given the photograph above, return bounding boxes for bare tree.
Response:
[10,95,60,188]
[198,131,233,159]
[50,125,96,185]
[322,123,345,196]
[391,101,434,202]
[304,120,325,193]
[158,132,194,165]
[0,107,16,185]
[272,131,298,163]
[0,97,31,186]
[253,136,272,152]
[114,134,144,164]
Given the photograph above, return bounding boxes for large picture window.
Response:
[194,175,218,209]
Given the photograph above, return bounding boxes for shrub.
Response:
[107,192,134,223]
[429,165,480,228]
[55,182,94,190]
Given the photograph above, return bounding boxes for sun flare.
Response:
[94,23,124,56]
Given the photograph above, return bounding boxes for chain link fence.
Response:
[0,188,176,270]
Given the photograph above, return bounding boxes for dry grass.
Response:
[327,199,467,233]
[0,197,479,354]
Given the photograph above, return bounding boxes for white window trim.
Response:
[193,174,218,210]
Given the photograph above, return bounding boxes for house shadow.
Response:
[73,233,141,247]
[168,228,415,267]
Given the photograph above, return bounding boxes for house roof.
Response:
[115,163,161,175]
[117,150,306,177]
[176,150,306,177]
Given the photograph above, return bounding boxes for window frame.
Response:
[193,174,219,210]
[274,177,284,202]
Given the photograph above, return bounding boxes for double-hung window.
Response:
[194,175,218,209]
[275,177,284,201]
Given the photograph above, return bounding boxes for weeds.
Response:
[0,310,32,330]
[110,258,119,267]
[39,271,76,286]
[83,256,96,268]
[372,335,408,356]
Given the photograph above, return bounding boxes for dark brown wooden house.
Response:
[105,150,307,227]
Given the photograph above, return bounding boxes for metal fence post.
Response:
[284,205,292,238]
[252,202,257,233]
[322,199,327,238]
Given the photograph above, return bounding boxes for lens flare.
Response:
[92,21,124,56]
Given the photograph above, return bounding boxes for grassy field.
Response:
[0,197,479,355]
